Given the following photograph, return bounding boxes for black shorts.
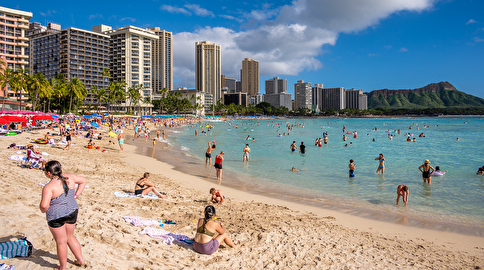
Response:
[135,189,143,195]
[48,209,78,228]
[214,163,222,169]
[206,153,212,158]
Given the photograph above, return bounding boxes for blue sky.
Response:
[6,0,484,98]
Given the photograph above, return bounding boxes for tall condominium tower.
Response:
[195,41,221,103]
[27,22,61,80]
[147,27,172,94]
[320,87,345,110]
[241,58,259,97]
[60,28,110,91]
[27,23,110,93]
[0,6,32,101]
[99,25,158,100]
[294,80,312,110]
[265,77,287,94]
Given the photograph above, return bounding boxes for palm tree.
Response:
[127,84,142,114]
[50,74,67,113]
[65,77,87,113]
[10,67,29,110]
[27,72,50,111]
[90,86,108,113]
[0,67,15,110]
[159,87,168,114]
[107,80,127,113]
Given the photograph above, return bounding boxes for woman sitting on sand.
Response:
[193,205,239,255]
[134,172,167,198]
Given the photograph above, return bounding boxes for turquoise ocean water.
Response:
[133,117,484,234]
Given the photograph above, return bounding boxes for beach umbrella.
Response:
[0,115,27,122]
[0,118,9,125]
[32,115,54,121]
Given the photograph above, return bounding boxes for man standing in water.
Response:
[206,141,215,165]
[243,144,251,161]
[299,142,306,154]
[290,141,298,152]
[348,159,355,178]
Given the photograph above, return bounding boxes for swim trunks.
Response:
[118,139,124,145]
[193,239,219,255]
[205,152,211,158]
[243,153,249,158]
[214,163,222,169]
[48,209,78,228]
[349,170,354,178]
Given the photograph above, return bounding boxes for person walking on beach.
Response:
[206,141,216,165]
[419,159,434,185]
[117,130,125,151]
[290,141,298,152]
[348,159,355,178]
[39,160,87,270]
[214,151,224,183]
[63,129,72,151]
[135,172,167,198]
[243,144,251,161]
[193,206,239,255]
[299,142,306,154]
[375,153,385,174]
[396,184,409,206]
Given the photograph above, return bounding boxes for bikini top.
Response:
[197,219,215,237]
[136,180,145,189]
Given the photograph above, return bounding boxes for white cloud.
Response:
[184,4,215,18]
[473,37,484,43]
[40,10,57,17]
[172,0,436,88]
[466,19,477,25]
[88,14,104,20]
[160,5,191,16]
[399,47,408,52]
[120,17,136,23]
[368,53,378,57]
[219,14,244,23]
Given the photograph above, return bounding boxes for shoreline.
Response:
[125,138,484,256]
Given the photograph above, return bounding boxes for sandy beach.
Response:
[1,128,483,269]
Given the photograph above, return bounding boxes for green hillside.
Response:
[367,82,484,109]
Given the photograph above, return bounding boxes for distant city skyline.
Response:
[5,0,484,98]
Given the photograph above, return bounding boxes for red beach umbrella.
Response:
[0,115,27,122]
[32,115,54,121]
[0,118,9,125]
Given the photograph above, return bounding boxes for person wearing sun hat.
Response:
[418,159,435,185]
[27,143,46,169]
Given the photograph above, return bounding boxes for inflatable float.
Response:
[35,138,48,144]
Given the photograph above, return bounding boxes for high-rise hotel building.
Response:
[0,6,32,101]
[241,58,259,97]
[96,25,158,100]
[27,22,110,106]
[147,27,172,94]
[294,80,312,110]
[195,41,221,106]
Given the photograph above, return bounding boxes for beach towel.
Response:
[123,216,159,227]
[8,155,26,162]
[0,263,15,270]
[139,227,190,245]
[113,192,158,199]
[0,238,32,259]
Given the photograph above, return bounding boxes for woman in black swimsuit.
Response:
[63,129,72,151]
[134,172,167,198]
[418,159,434,185]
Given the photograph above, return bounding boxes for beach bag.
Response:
[0,238,33,259]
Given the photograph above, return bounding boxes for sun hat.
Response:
[27,143,33,148]
[424,159,430,164]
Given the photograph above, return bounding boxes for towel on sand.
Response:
[113,192,158,199]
